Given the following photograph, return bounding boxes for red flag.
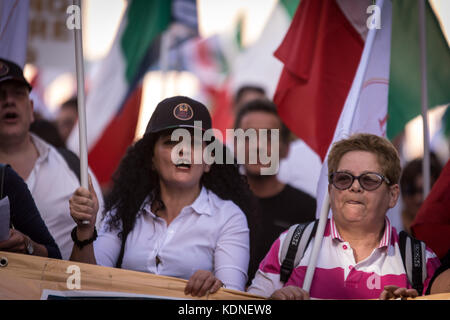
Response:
[208,81,233,142]
[273,0,364,161]
[411,160,450,260]
[87,86,142,189]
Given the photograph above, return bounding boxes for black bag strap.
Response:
[399,231,426,294]
[56,148,81,183]
[116,200,155,269]
[280,219,319,283]
[115,231,129,268]
[0,163,6,199]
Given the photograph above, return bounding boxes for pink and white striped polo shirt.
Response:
[248,217,441,299]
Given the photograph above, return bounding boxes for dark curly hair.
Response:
[103,130,259,250]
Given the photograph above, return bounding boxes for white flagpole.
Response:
[302,193,330,292]
[302,0,384,292]
[73,0,89,224]
[419,0,431,197]
[160,30,171,99]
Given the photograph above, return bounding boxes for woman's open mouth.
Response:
[175,159,191,169]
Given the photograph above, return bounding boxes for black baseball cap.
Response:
[145,96,212,134]
[0,58,32,91]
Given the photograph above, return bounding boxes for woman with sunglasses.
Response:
[68,96,254,297]
[248,133,440,299]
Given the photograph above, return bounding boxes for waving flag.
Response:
[178,34,233,140]
[387,0,450,140]
[273,0,366,162]
[232,0,300,99]
[313,0,392,218]
[0,0,29,67]
[177,0,300,141]
[67,0,197,189]
[274,0,449,215]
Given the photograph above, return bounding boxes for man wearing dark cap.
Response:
[0,58,104,260]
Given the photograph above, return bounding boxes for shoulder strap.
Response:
[399,231,427,294]
[0,163,7,199]
[56,148,81,183]
[280,220,319,283]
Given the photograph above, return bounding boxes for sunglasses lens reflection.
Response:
[332,172,383,191]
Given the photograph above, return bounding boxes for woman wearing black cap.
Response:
[68,96,255,296]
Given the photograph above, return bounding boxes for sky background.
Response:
[82,0,450,61]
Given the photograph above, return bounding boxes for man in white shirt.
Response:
[0,58,103,260]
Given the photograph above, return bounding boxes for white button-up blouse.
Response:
[94,186,250,291]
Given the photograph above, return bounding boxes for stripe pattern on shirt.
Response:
[248,218,440,299]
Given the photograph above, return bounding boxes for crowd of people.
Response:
[1,57,449,299]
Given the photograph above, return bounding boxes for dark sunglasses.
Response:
[329,171,391,191]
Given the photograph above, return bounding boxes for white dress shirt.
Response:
[94,186,250,291]
[26,134,104,260]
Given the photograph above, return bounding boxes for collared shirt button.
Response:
[349,265,353,270]
[342,244,348,250]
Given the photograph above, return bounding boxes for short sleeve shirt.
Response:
[248,217,441,299]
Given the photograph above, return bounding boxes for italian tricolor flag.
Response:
[192,0,301,140]
[274,0,450,162]
[67,0,172,189]
[388,0,450,140]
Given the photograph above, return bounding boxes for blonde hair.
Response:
[327,133,401,184]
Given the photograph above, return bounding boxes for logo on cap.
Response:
[173,103,193,121]
[0,62,9,77]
